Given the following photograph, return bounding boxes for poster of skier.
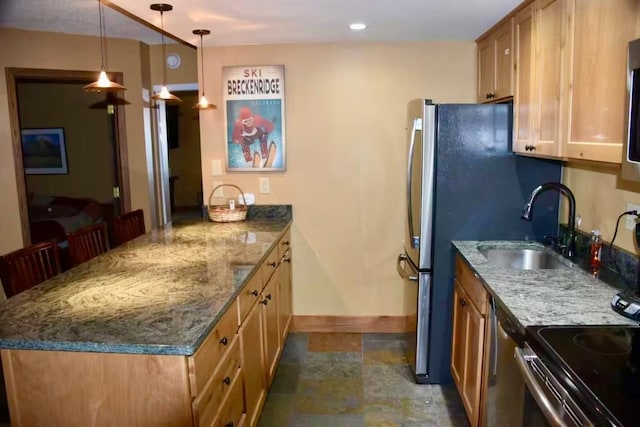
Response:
[223,65,286,171]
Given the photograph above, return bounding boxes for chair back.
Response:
[112,209,145,246]
[0,239,61,298]
[67,223,110,267]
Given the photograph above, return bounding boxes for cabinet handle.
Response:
[282,240,290,246]
[219,337,228,346]
[261,299,269,305]
[251,290,259,297]
[269,261,277,267]
[283,258,291,263]
[485,93,491,100]
[222,376,231,385]
[266,294,272,300]
[530,145,536,151]
[459,298,467,306]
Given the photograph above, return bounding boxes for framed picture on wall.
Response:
[223,65,286,171]
[21,128,69,175]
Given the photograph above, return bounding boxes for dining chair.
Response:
[112,209,145,246]
[67,223,110,267]
[0,239,61,298]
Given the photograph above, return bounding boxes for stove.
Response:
[526,325,640,427]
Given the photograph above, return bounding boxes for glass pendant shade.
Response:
[192,29,217,110]
[150,3,182,103]
[84,0,126,93]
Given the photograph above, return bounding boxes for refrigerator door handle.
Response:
[397,254,418,282]
[407,118,421,249]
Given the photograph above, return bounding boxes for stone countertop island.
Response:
[453,240,637,333]
[0,217,291,355]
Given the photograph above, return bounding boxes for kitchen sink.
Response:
[478,247,569,270]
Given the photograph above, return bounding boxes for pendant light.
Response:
[150,3,182,103]
[193,29,217,110]
[83,0,126,93]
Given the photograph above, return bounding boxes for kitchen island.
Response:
[0,213,293,426]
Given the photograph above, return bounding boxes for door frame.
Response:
[5,67,131,246]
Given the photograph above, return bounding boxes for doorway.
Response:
[6,68,130,247]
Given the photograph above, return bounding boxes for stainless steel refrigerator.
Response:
[396,99,562,384]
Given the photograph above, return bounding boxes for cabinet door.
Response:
[513,2,536,153]
[450,280,467,389]
[493,19,514,100]
[239,303,266,427]
[477,37,496,103]
[564,0,639,163]
[534,0,564,157]
[278,251,292,343]
[262,272,281,386]
[451,280,485,427]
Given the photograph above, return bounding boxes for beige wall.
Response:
[198,42,476,316]
[562,163,640,253]
[168,91,202,207]
[18,81,114,203]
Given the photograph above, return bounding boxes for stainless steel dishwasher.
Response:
[483,300,526,426]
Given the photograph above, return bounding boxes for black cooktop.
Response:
[527,325,640,427]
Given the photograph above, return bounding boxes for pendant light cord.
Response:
[99,0,107,71]
[199,34,206,97]
[160,10,167,86]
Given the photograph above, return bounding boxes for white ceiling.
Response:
[0,0,522,47]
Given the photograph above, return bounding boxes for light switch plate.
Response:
[259,177,270,194]
[626,203,640,230]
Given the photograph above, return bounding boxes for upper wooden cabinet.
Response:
[477,18,514,103]
[563,0,639,163]
[508,0,639,162]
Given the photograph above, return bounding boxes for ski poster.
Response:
[223,65,286,171]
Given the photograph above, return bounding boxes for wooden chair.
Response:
[0,239,61,298]
[112,209,146,246]
[67,223,110,267]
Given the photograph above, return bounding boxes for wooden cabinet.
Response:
[513,0,564,157]
[451,256,489,427]
[261,272,281,387]
[563,0,639,163]
[511,0,639,162]
[239,300,266,427]
[477,18,514,103]
[278,229,292,343]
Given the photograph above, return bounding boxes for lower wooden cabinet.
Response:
[239,301,266,427]
[451,256,489,427]
[262,271,281,387]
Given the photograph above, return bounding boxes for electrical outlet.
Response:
[212,181,224,198]
[626,203,640,230]
[259,177,270,194]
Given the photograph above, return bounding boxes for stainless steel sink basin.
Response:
[478,247,569,270]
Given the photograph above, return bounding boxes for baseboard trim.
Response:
[291,315,412,333]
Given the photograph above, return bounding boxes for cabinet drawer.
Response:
[189,306,238,396]
[262,248,279,285]
[455,256,488,315]
[277,229,291,261]
[212,368,245,427]
[236,273,262,325]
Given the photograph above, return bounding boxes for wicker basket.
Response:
[207,184,248,222]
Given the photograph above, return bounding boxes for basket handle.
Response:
[208,184,247,207]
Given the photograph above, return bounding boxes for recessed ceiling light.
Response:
[349,23,367,31]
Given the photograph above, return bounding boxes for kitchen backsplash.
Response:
[560,225,640,292]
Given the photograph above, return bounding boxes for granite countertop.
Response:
[453,240,638,333]
[0,218,291,355]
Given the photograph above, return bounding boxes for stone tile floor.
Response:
[258,332,470,427]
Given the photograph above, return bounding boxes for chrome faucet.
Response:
[521,182,577,258]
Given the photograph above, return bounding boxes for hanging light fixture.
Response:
[150,3,182,103]
[83,0,126,92]
[192,29,217,110]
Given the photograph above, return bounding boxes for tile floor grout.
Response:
[258,332,469,427]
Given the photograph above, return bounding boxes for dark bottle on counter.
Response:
[589,229,602,269]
